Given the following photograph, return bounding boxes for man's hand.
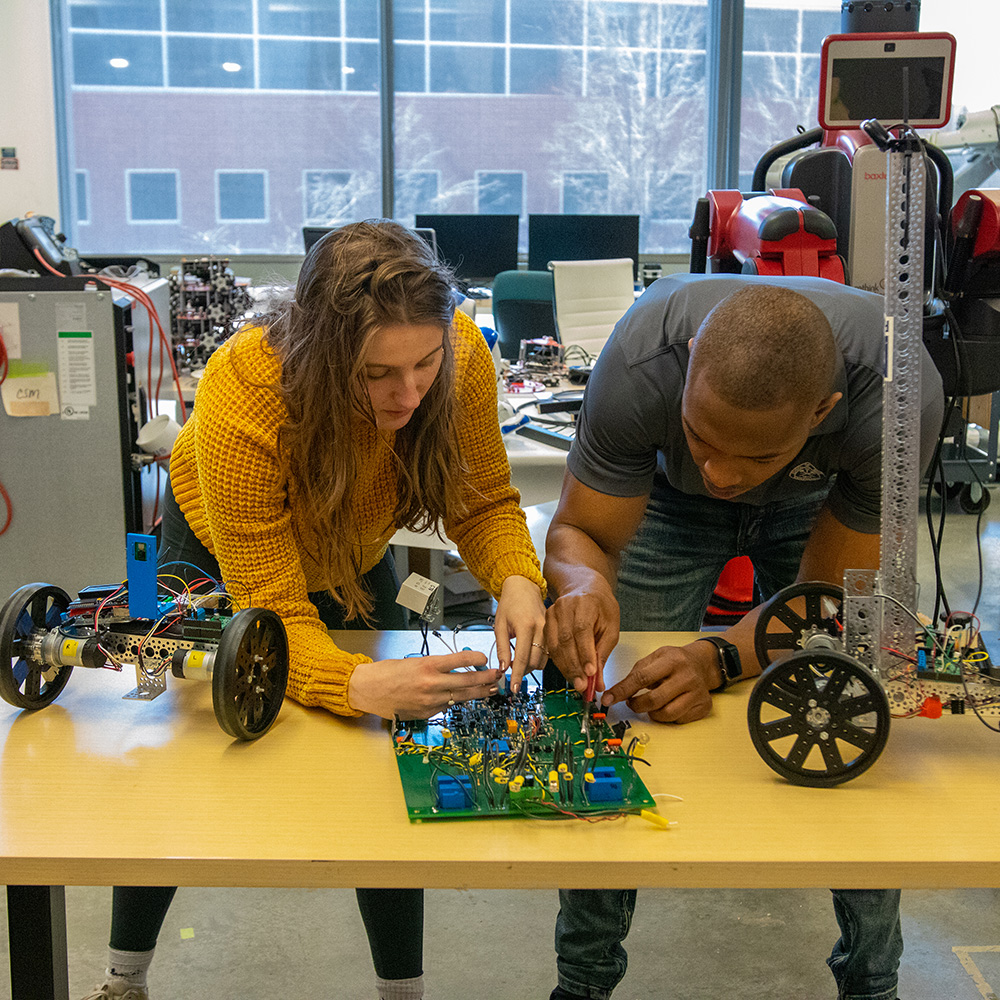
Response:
[542,472,649,695]
[601,639,721,723]
[543,581,620,695]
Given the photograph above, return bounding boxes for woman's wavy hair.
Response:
[242,219,465,620]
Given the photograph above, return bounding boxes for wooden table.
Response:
[4,630,1000,997]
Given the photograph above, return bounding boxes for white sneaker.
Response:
[79,984,149,1000]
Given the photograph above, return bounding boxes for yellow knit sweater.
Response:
[169,310,544,716]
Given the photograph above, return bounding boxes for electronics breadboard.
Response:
[392,681,656,822]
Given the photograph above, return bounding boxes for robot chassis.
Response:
[0,552,289,742]
[745,135,998,786]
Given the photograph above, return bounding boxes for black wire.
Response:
[925,403,955,626]
[899,128,970,627]
[961,453,988,616]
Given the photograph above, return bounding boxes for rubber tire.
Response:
[212,607,289,740]
[753,581,844,669]
[0,583,73,709]
[747,649,890,787]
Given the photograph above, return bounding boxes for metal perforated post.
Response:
[879,144,925,667]
[843,140,926,678]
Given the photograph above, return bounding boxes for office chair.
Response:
[548,257,635,361]
[490,269,558,361]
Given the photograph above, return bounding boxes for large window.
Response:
[562,172,609,215]
[63,0,382,253]
[396,170,442,217]
[392,0,715,255]
[476,171,524,215]
[57,1,992,257]
[303,170,374,228]
[739,2,839,182]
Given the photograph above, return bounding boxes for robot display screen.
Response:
[818,32,956,130]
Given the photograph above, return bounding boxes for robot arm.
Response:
[927,105,1000,194]
[697,189,846,283]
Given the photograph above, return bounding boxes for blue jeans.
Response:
[555,889,902,1000]
[616,472,828,630]
[555,475,902,1000]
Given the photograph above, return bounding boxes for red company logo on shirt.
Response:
[864,171,887,181]
[789,462,825,482]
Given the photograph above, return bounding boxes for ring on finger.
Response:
[531,641,549,654]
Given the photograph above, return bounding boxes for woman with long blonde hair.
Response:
[82,220,547,1000]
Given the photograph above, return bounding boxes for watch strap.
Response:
[696,635,741,692]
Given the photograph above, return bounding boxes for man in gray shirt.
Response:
[541,274,944,1000]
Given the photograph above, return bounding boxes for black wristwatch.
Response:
[696,636,742,692]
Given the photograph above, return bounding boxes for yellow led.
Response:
[440,728,451,739]
[583,748,595,759]
[557,762,568,773]
[562,771,573,782]
[584,772,595,783]
[469,753,482,766]
[492,766,505,777]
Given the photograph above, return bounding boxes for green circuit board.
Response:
[392,684,656,821]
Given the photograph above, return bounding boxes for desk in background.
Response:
[390,384,576,622]
[4,629,1000,996]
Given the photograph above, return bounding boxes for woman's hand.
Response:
[494,575,548,693]
[347,650,499,720]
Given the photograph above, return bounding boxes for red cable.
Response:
[31,248,191,535]
[32,249,188,422]
[0,481,12,536]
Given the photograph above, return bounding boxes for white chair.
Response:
[548,257,636,360]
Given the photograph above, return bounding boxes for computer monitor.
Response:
[527,214,640,280]
[302,226,332,252]
[301,225,438,256]
[414,214,520,286]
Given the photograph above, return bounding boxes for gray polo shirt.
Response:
[567,273,944,534]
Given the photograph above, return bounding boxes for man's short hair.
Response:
[688,284,838,411]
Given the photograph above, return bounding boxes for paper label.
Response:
[57,330,97,407]
[1,372,59,416]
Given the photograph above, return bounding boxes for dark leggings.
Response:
[109,482,421,980]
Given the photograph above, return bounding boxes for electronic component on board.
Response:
[391,671,655,822]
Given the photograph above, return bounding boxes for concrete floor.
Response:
[3,488,999,1000]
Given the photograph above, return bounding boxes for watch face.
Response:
[718,640,741,678]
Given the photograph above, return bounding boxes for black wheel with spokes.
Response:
[212,608,289,740]
[754,581,844,669]
[0,583,73,710]
[747,649,890,787]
